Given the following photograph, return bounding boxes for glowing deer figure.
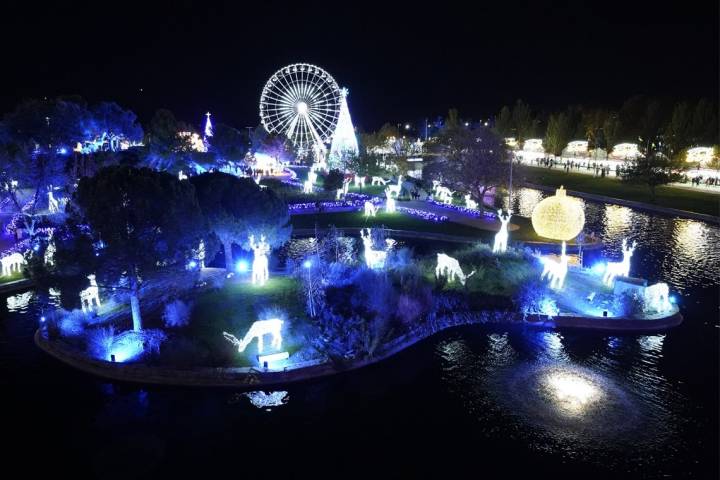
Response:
[386,175,403,198]
[435,186,454,204]
[47,189,60,213]
[371,176,388,186]
[540,241,568,290]
[432,180,442,193]
[303,180,313,194]
[80,274,101,312]
[493,210,512,253]
[308,171,318,185]
[354,174,366,188]
[385,188,396,213]
[603,238,637,286]
[249,234,271,286]
[1,252,25,276]
[310,160,327,173]
[435,253,476,285]
[223,318,283,353]
[360,228,394,269]
[44,240,56,266]
[464,194,477,210]
[364,201,378,217]
[178,170,188,180]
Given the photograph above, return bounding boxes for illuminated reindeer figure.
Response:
[249,234,271,286]
[386,175,403,198]
[540,241,568,290]
[1,252,25,276]
[371,176,388,186]
[303,180,313,194]
[336,177,352,199]
[80,274,102,312]
[435,253,476,285]
[353,174,366,188]
[223,318,283,354]
[308,171,318,185]
[435,186,454,204]
[47,188,60,213]
[360,228,395,269]
[464,194,477,210]
[364,201,378,217]
[493,210,512,253]
[385,188,396,213]
[603,238,637,286]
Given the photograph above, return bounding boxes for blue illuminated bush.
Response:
[163,299,192,328]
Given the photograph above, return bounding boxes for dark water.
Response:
[1,188,718,479]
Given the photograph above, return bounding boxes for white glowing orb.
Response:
[223,318,283,354]
[544,371,602,415]
[531,186,585,241]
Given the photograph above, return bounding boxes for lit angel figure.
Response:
[360,228,395,269]
[353,174,366,188]
[464,194,477,210]
[1,252,25,276]
[364,201,378,217]
[371,176,388,186]
[385,188,396,213]
[643,282,672,313]
[80,274,102,312]
[435,253,475,285]
[303,180,313,194]
[386,175,403,197]
[223,318,283,353]
[249,234,271,286]
[493,210,512,253]
[603,238,637,286]
[540,241,568,290]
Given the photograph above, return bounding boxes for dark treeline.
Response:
[492,96,718,158]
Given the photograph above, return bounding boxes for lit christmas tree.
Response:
[328,88,359,169]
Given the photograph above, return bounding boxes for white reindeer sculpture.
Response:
[80,274,101,312]
[308,171,318,185]
[223,318,283,354]
[493,210,512,254]
[364,201,378,217]
[435,253,476,286]
[540,241,568,290]
[432,180,442,193]
[1,252,25,276]
[385,188,396,213]
[310,160,327,173]
[603,238,637,287]
[249,234,271,286]
[178,170,188,181]
[47,189,60,213]
[360,228,395,269]
[435,186,454,204]
[354,174,366,188]
[45,241,56,266]
[644,282,671,313]
[386,175,403,198]
[303,180,313,194]
[371,176,388,186]
[464,194,478,210]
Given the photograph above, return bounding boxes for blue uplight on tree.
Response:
[236,260,249,273]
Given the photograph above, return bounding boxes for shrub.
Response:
[613,291,645,318]
[163,299,192,328]
[323,169,344,191]
[58,309,87,337]
[87,326,116,360]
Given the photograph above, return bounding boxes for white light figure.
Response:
[644,282,672,313]
[360,228,395,269]
[204,112,214,138]
[336,187,343,200]
[432,180,441,194]
[44,241,56,266]
[371,176,388,186]
[385,188,396,213]
[464,194,477,210]
[80,274,101,312]
[303,180,313,194]
[343,177,351,195]
[603,238,637,287]
[435,253,475,286]
[353,174,366,188]
[1,252,25,276]
[223,318,283,353]
[328,88,360,168]
[308,171,318,185]
[493,210,512,253]
[47,189,60,213]
[364,201,378,217]
[245,390,289,408]
[540,241,569,290]
[249,234,270,286]
[178,170,188,181]
[435,186,454,204]
[310,160,328,173]
[386,175,403,197]
[197,240,206,269]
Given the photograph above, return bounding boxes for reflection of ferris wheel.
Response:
[259,63,342,153]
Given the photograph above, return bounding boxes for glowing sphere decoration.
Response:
[531,186,585,241]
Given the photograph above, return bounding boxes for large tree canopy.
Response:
[74,165,205,330]
[189,172,291,271]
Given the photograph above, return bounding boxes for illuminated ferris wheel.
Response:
[259,63,342,153]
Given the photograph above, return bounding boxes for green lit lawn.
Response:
[186,277,307,367]
[0,270,25,285]
[520,165,720,217]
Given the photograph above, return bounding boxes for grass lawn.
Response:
[0,270,25,285]
[290,210,493,239]
[184,276,307,367]
[520,165,720,217]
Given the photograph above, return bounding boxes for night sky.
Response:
[2,0,717,131]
